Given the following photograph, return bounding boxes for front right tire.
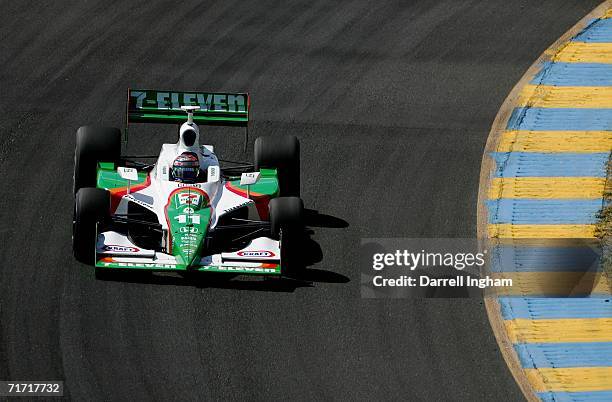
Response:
[269,197,304,277]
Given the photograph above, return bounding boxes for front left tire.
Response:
[73,187,110,265]
[73,126,121,195]
[254,135,300,197]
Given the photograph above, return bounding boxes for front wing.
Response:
[95,231,282,275]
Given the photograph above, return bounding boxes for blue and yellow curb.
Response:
[478,1,612,400]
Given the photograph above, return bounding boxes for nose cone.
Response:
[165,188,211,268]
[175,237,202,267]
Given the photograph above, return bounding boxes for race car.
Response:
[72,89,304,279]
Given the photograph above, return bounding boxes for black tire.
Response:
[73,188,110,265]
[254,136,300,197]
[269,197,304,276]
[74,126,121,195]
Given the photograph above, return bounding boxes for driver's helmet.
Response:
[172,152,200,183]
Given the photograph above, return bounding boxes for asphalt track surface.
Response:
[0,1,601,400]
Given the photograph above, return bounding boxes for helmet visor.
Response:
[173,166,199,182]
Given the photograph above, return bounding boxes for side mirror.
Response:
[117,167,139,195]
[208,165,220,182]
[117,167,139,181]
[240,172,261,186]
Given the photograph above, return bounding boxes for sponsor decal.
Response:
[178,193,201,206]
[200,266,278,273]
[117,167,138,181]
[183,207,195,213]
[175,214,201,224]
[101,262,277,273]
[104,245,140,253]
[179,226,198,233]
[237,250,276,258]
[164,187,211,255]
[178,182,203,188]
[130,91,247,112]
[103,262,175,269]
[224,201,250,214]
[125,194,154,210]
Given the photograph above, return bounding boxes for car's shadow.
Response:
[304,208,349,229]
[96,209,350,292]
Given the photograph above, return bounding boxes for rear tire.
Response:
[254,136,300,197]
[269,197,304,277]
[74,126,121,195]
[73,188,110,265]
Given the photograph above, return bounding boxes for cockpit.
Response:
[154,105,221,184]
[170,151,207,183]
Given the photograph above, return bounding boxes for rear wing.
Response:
[127,89,249,127]
[125,88,250,151]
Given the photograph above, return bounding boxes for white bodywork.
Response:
[96,117,279,269]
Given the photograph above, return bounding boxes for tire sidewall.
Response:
[73,188,110,264]
[269,197,304,276]
[254,136,300,197]
[74,126,121,195]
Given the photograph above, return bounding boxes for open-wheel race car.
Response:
[73,89,304,279]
